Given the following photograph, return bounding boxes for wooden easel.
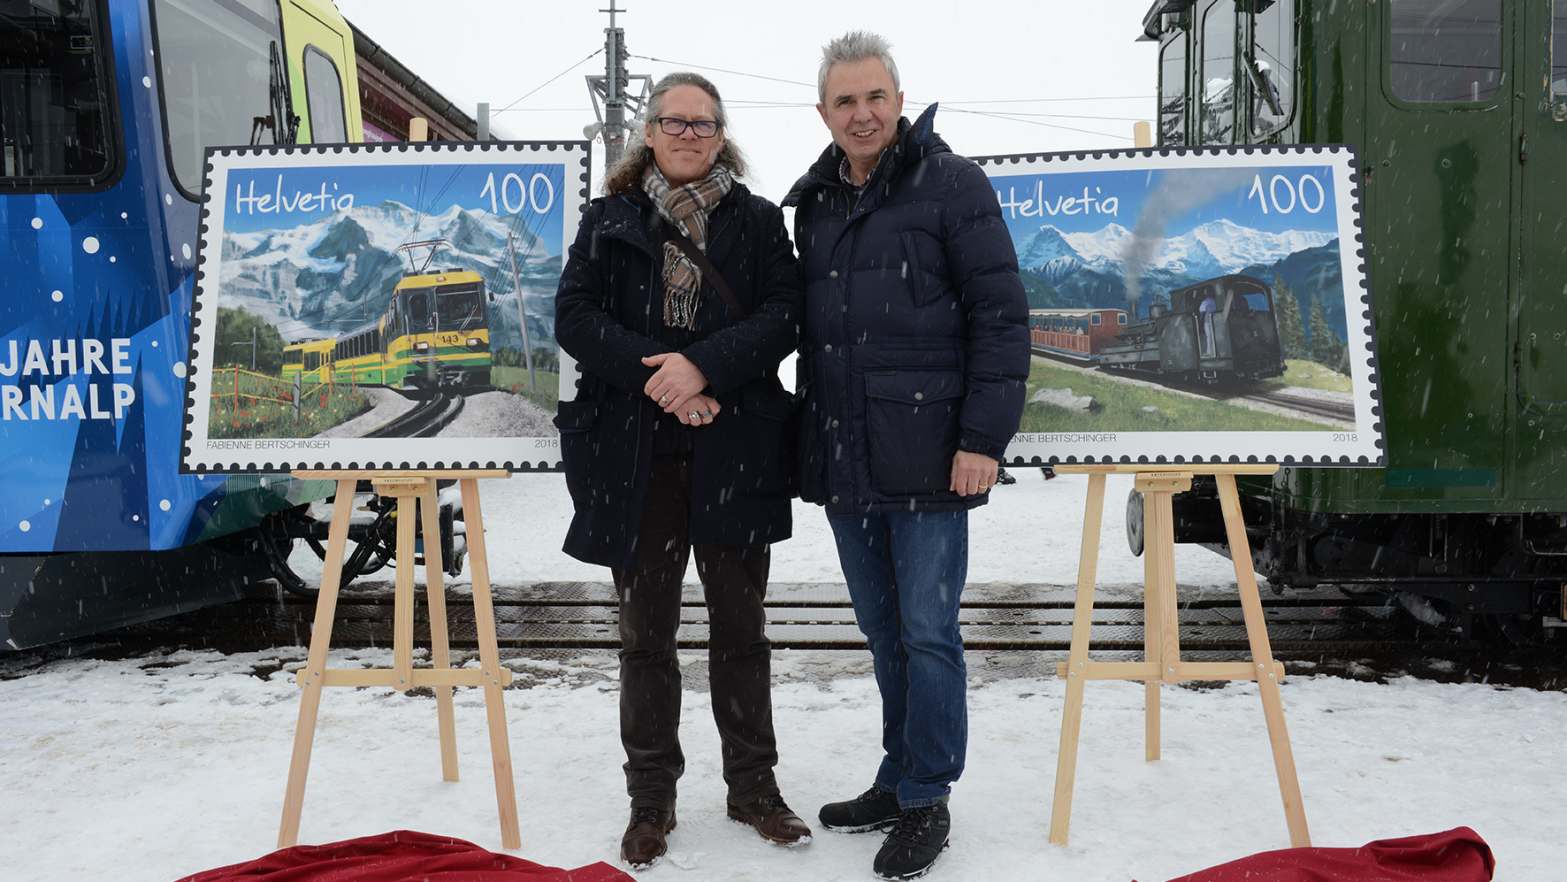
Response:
[277,470,521,850]
[1047,464,1310,849]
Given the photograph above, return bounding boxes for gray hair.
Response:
[817,31,901,103]
[603,71,749,195]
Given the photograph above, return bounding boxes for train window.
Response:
[1240,292,1271,312]
[1159,36,1187,146]
[1199,0,1237,144]
[1247,0,1295,137]
[1554,1,1567,117]
[407,290,432,332]
[152,0,284,197]
[1091,313,1103,326]
[436,284,486,332]
[0,0,115,188]
[1388,0,1503,104]
[303,46,347,143]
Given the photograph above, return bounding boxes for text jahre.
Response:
[996,182,1120,220]
[233,176,354,216]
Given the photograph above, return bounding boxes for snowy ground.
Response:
[5,471,1559,880]
[1,648,1561,881]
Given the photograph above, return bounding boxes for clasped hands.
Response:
[642,352,720,427]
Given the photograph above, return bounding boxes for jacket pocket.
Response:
[863,370,964,496]
[900,231,947,308]
[737,382,799,498]
[554,398,600,506]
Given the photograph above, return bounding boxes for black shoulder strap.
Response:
[661,221,749,319]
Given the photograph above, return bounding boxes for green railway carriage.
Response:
[1142,0,1567,637]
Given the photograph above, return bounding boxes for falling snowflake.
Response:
[50,290,62,302]
[30,217,43,230]
[182,244,192,260]
[18,520,30,533]
[82,237,100,254]
[142,76,151,88]
[173,361,187,378]
[159,499,171,512]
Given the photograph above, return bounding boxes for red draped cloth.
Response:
[177,830,633,882]
[1165,827,1495,882]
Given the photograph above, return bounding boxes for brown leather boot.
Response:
[727,792,814,846]
[620,805,677,869]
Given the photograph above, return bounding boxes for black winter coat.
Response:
[783,105,1030,515]
[554,182,802,568]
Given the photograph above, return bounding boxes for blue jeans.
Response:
[828,509,968,808]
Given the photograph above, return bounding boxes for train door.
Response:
[280,0,361,144]
[1511,1,1567,497]
[1366,0,1514,502]
[1196,0,1239,144]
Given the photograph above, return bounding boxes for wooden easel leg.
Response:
[1154,489,1183,693]
[392,493,417,692]
[279,478,355,848]
[460,478,522,850]
[1049,472,1107,846]
[1215,474,1311,848]
[420,482,459,782]
[1142,490,1165,762]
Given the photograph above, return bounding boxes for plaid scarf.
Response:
[642,163,734,331]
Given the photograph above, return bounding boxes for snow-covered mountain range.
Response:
[1016,219,1338,282]
[219,200,560,344]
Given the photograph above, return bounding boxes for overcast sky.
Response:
[336,0,1159,201]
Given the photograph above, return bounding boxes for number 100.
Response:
[1248,173,1327,215]
[481,171,557,215]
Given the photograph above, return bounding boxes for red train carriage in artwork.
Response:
[1028,308,1130,361]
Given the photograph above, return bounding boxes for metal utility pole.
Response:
[506,232,537,393]
[585,0,651,168]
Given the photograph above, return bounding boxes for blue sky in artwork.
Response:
[990,164,1339,240]
[221,162,567,247]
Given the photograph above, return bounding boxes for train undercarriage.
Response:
[0,487,466,650]
[1127,480,1567,644]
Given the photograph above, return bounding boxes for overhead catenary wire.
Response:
[493,48,605,114]
[629,53,1138,141]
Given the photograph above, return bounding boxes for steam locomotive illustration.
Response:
[1029,274,1286,384]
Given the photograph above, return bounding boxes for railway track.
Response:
[1240,389,1356,423]
[80,581,1449,656]
[363,391,465,438]
[1031,349,1355,425]
[14,580,1561,687]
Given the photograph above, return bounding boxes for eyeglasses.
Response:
[654,116,720,138]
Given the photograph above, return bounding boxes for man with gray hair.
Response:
[783,29,1029,882]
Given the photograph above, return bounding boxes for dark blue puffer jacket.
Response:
[783,104,1030,514]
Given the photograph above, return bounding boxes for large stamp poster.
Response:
[976,145,1382,466]
[182,142,589,472]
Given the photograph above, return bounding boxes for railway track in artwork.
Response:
[363,391,465,439]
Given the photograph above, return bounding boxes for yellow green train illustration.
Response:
[282,265,492,392]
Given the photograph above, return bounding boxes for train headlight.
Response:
[466,337,482,348]
[414,341,431,352]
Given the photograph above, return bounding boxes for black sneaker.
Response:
[873,802,951,881]
[818,785,900,833]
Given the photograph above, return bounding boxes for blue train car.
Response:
[0,0,367,649]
